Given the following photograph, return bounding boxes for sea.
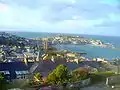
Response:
[8,31,120,60]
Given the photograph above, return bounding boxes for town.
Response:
[33,34,114,48]
[0,32,120,90]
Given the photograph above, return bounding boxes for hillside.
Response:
[0,32,27,46]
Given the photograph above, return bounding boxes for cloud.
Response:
[0,0,104,28]
[0,0,120,36]
[108,13,120,22]
[0,3,8,12]
[101,0,120,6]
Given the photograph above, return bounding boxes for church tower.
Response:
[43,38,48,51]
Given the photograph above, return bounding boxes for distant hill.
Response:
[0,32,27,46]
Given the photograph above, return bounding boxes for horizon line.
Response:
[0,30,119,37]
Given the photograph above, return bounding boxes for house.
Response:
[30,58,67,77]
[66,53,76,57]
[67,58,79,64]
[0,62,34,81]
[93,58,109,63]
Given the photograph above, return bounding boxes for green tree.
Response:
[0,73,7,90]
[47,64,70,85]
[47,72,57,85]
[55,64,69,84]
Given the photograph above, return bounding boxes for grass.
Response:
[90,71,115,84]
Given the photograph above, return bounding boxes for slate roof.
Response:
[0,62,34,79]
[31,60,101,77]
[31,59,67,77]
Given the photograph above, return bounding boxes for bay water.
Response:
[9,31,120,60]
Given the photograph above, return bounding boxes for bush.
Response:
[70,68,89,82]
[0,73,7,90]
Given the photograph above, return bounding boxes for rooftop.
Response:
[0,62,34,79]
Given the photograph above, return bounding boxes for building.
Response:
[67,58,79,64]
[36,50,43,62]
[0,62,34,81]
[43,38,48,51]
[30,58,67,77]
[93,58,109,63]
[66,53,76,57]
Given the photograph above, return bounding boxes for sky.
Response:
[0,0,120,36]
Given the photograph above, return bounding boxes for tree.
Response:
[71,68,89,82]
[47,64,70,85]
[47,72,57,85]
[55,64,69,84]
[0,73,7,90]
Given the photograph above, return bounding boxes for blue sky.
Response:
[0,0,120,36]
